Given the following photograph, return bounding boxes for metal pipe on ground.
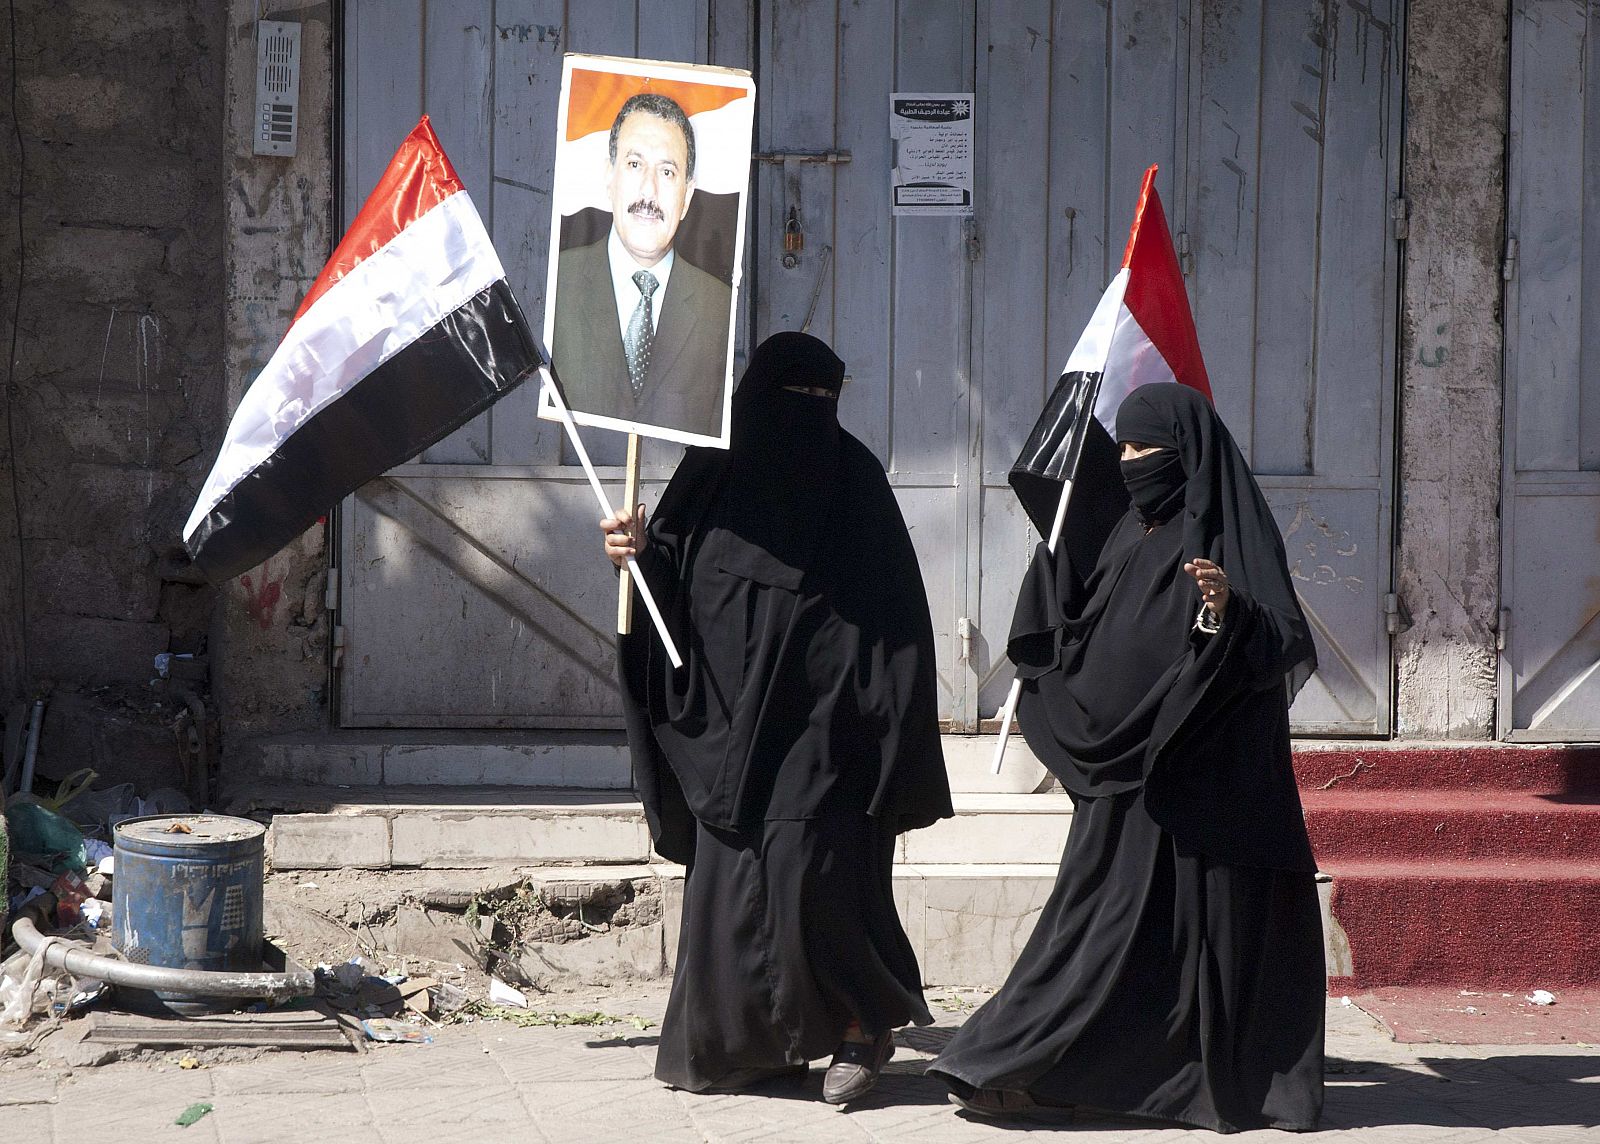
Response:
[10,917,315,1003]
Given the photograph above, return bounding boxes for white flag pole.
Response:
[538,365,683,669]
[990,469,1078,774]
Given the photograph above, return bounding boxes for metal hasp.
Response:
[758,151,851,270]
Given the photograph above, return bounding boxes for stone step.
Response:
[266,861,1345,992]
[233,785,1074,871]
[233,731,1053,795]
[241,787,651,870]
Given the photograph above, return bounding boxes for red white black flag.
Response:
[183,117,543,583]
[992,165,1216,773]
[1008,165,1212,544]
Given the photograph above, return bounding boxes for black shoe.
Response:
[822,1032,894,1104]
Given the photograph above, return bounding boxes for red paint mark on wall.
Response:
[239,560,283,630]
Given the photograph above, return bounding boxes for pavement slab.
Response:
[208,1092,373,1144]
[0,1071,56,1106]
[1,986,1597,1142]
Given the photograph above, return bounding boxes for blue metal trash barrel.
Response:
[112,814,267,1014]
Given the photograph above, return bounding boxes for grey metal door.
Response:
[972,0,1403,736]
[972,0,1193,732]
[337,0,1401,735]
[753,0,981,727]
[1501,0,1600,739]
[337,0,750,727]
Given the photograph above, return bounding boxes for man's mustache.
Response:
[626,199,666,221]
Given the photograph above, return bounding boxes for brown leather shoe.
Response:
[822,1032,894,1104]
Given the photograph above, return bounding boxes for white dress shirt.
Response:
[607,229,676,340]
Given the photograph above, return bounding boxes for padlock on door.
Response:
[783,206,804,268]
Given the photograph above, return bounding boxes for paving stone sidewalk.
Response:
[1,986,1596,1143]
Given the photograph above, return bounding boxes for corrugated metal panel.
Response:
[1502,0,1600,739]
[1184,0,1402,734]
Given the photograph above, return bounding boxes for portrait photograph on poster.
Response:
[540,55,755,460]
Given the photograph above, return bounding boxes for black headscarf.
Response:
[620,333,952,864]
[1113,383,1316,696]
[1007,382,1318,871]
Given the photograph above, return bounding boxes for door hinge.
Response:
[331,624,346,669]
[957,616,974,663]
[1176,230,1193,277]
[963,218,981,262]
[1495,608,1510,651]
[1383,592,1412,636]
[1390,196,1409,240]
[1502,236,1518,281]
[323,571,339,612]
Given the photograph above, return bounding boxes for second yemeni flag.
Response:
[992,165,1214,773]
[1008,164,1212,549]
[182,117,543,583]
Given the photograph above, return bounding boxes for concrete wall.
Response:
[1,1,227,790]
[1393,0,1509,739]
[213,1,336,745]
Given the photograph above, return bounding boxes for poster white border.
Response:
[538,53,755,452]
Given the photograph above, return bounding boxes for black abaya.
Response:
[619,332,952,1092]
[929,383,1324,1131]
[931,789,1324,1131]
[653,812,930,1091]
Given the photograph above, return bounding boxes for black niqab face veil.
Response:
[1115,383,1317,697]
[709,331,846,588]
[1119,449,1186,525]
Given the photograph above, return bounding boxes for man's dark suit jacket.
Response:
[552,237,732,463]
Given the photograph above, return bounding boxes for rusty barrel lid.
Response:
[114,814,266,860]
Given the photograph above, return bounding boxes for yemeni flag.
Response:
[1008,164,1212,560]
[182,117,543,583]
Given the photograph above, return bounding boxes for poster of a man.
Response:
[541,57,755,460]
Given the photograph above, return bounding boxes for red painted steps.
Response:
[1294,744,1600,793]
[1300,789,1600,861]
[1292,744,1600,991]
[1318,858,1600,989]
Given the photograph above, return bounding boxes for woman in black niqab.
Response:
[928,383,1325,1133]
[604,331,953,1100]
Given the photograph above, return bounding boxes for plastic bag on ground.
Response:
[0,944,56,1029]
[5,802,87,873]
[61,782,137,829]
